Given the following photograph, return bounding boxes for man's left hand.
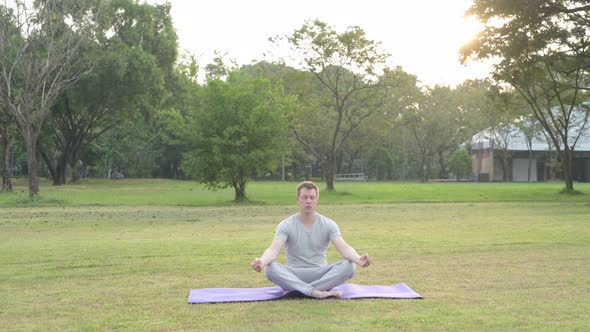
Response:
[358,254,371,268]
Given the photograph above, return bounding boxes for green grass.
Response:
[1,178,589,206]
[0,179,589,331]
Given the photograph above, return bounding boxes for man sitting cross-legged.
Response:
[251,180,372,298]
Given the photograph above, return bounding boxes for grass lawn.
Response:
[1,179,589,331]
[1,178,589,206]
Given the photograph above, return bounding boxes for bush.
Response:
[449,150,472,181]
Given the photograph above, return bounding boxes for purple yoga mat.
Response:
[187,283,422,304]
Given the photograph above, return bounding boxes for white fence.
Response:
[334,173,368,181]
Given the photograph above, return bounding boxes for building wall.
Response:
[493,158,507,181]
[512,158,537,182]
[470,148,590,182]
[472,150,493,181]
[573,158,590,182]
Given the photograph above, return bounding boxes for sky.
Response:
[150,0,492,87]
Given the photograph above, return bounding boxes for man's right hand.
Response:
[251,257,263,272]
[358,254,372,268]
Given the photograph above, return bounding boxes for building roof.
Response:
[470,110,590,152]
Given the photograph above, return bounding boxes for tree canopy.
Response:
[180,70,293,200]
[4,4,588,197]
[45,0,178,185]
[0,0,96,198]
[462,0,590,192]
[284,19,390,190]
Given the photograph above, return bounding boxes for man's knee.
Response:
[339,260,356,278]
[264,261,280,280]
[345,260,356,277]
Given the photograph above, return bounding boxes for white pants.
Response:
[265,260,356,296]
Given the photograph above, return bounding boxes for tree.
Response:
[0,105,15,191]
[462,0,590,192]
[513,107,544,182]
[282,20,389,190]
[0,0,95,198]
[334,66,422,180]
[428,86,463,179]
[449,149,472,181]
[488,122,517,181]
[152,52,201,179]
[402,86,462,182]
[180,70,293,201]
[376,67,423,180]
[453,79,500,140]
[44,0,177,184]
[93,117,161,178]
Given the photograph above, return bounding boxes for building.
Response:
[469,123,590,182]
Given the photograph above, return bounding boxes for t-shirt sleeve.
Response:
[328,219,341,241]
[274,220,289,241]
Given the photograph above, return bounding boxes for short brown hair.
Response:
[296,181,319,198]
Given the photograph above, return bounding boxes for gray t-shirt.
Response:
[274,213,341,268]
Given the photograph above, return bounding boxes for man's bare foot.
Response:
[310,290,343,299]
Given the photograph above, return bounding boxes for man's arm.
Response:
[332,236,371,268]
[251,238,285,272]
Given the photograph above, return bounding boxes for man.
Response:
[251,180,372,298]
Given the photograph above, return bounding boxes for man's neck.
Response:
[298,211,316,225]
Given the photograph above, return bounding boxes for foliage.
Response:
[448,149,473,181]
[283,20,390,190]
[180,70,293,200]
[453,79,500,139]
[0,105,15,191]
[150,53,202,179]
[3,1,587,189]
[462,0,590,192]
[0,0,96,197]
[402,85,463,181]
[45,0,178,185]
[91,118,163,178]
[338,67,422,179]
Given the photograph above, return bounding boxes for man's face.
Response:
[297,187,318,213]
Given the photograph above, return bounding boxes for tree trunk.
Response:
[562,148,574,192]
[56,154,69,184]
[418,155,426,182]
[347,153,354,174]
[40,151,57,184]
[528,149,538,182]
[336,150,344,174]
[418,152,429,182]
[322,156,335,190]
[499,155,508,182]
[70,161,80,182]
[56,155,67,185]
[42,150,67,185]
[68,153,81,183]
[233,178,247,201]
[437,150,448,179]
[1,136,12,192]
[25,135,40,199]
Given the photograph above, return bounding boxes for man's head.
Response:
[296,181,319,198]
[296,181,319,213]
